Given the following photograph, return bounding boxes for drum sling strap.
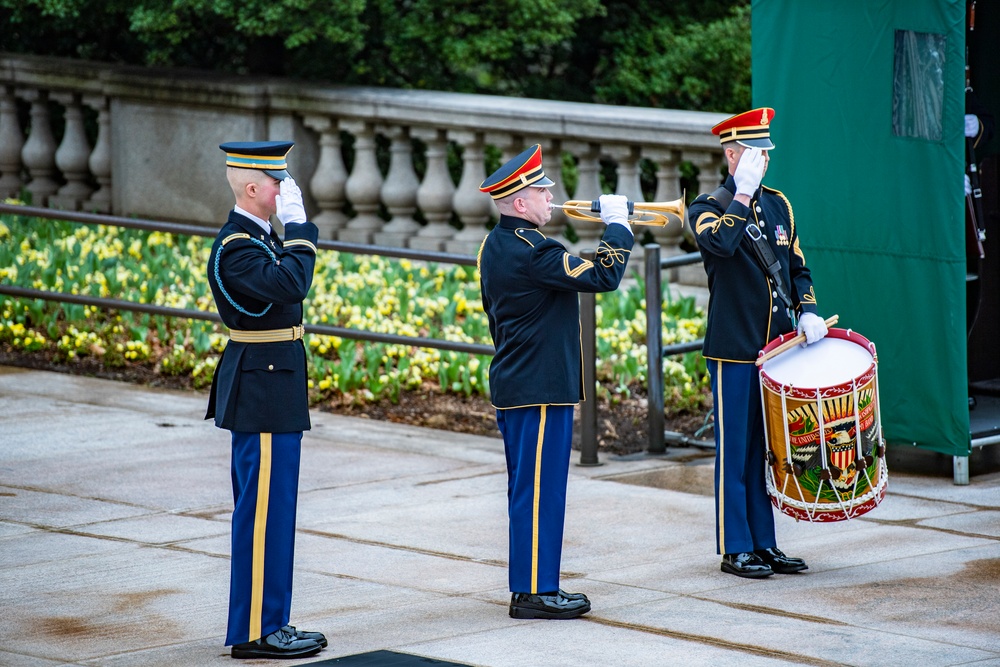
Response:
[710,185,793,312]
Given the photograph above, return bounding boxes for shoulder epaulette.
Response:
[221,232,251,246]
[515,228,546,247]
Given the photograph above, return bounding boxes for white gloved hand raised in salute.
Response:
[797,312,828,346]
[598,193,631,232]
[734,146,766,197]
[275,177,307,225]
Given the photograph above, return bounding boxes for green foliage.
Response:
[0,0,751,111]
[0,210,710,411]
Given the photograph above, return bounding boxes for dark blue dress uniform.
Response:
[205,141,320,649]
[689,111,819,561]
[479,212,633,595]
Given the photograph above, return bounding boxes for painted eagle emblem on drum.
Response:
[781,390,882,496]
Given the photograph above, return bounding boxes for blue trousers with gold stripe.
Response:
[709,361,776,556]
[226,431,301,646]
[496,404,574,594]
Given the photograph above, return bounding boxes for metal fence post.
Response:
[645,243,666,454]
[578,249,601,466]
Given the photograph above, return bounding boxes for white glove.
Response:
[275,177,307,225]
[734,147,765,197]
[797,312,828,345]
[598,194,630,229]
[965,173,972,196]
[965,114,979,138]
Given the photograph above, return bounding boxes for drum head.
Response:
[762,336,873,389]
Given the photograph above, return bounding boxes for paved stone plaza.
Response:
[1,366,998,666]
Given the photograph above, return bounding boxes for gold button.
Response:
[268,364,274,371]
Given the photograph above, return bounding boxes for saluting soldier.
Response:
[477,144,634,619]
[205,141,326,659]
[688,109,829,579]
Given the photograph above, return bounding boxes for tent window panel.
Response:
[892,30,946,141]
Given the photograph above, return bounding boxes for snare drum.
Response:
[758,327,887,522]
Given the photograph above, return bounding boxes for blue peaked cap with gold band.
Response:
[479,144,555,200]
[711,107,775,149]
[220,140,294,180]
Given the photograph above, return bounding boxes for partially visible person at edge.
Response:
[477,144,634,619]
[687,108,829,579]
[205,141,327,659]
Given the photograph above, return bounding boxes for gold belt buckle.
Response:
[291,325,304,341]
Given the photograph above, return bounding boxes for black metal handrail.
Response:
[644,244,712,453]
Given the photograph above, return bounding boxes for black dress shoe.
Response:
[721,552,773,578]
[558,588,590,603]
[231,627,322,659]
[509,591,591,619]
[755,547,808,574]
[282,624,328,648]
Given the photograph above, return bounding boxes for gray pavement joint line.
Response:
[683,594,850,627]
[880,490,1000,511]
[298,528,513,570]
[857,516,1000,542]
[0,482,167,512]
[414,469,507,486]
[584,616,848,667]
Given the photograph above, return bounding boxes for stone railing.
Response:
[0,53,727,261]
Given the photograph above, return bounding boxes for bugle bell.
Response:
[550,195,685,227]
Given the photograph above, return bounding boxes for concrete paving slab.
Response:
[2,367,1000,667]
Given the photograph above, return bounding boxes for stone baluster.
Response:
[684,150,725,199]
[409,128,456,252]
[339,120,384,243]
[302,114,348,239]
[561,140,603,249]
[20,89,60,206]
[604,143,645,270]
[49,92,94,210]
[538,138,569,238]
[446,130,493,255]
[373,125,421,248]
[0,86,24,198]
[644,147,684,247]
[82,95,112,213]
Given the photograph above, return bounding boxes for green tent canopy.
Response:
[751,1,970,459]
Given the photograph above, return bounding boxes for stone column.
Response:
[20,89,60,206]
[49,93,94,210]
[0,86,24,198]
[445,129,493,255]
[538,138,569,238]
[562,140,603,249]
[606,143,645,272]
[302,114,348,239]
[339,120,384,243]
[645,147,684,248]
[409,128,456,252]
[0,86,24,197]
[373,125,421,248]
[82,95,112,213]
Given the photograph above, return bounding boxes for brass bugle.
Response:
[550,195,685,227]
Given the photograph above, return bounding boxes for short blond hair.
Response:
[226,167,269,202]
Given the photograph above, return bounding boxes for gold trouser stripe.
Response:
[715,362,725,553]
[249,433,272,641]
[531,406,547,594]
[229,325,304,343]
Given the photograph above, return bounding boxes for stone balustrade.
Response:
[0,52,727,263]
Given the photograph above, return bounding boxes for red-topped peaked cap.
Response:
[479,144,555,200]
[711,107,775,149]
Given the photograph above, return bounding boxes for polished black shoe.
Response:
[721,552,774,578]
[558,588,589,603]
[231,627,322,659]
[282,624,328,649]
[509,591,591,619]
[755,547,808,574]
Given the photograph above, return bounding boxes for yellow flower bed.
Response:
[0,210,709,410]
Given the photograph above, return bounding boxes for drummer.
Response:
[688,107,830,578]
